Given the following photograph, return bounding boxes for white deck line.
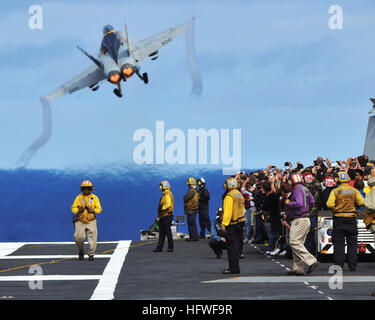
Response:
[0,243,25,256]
[0,255,113,259]
[0,275,101,281]
[90,240,131,300]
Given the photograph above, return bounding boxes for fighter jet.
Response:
[46,19,195,99]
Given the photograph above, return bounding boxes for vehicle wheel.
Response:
[143,72,148,84]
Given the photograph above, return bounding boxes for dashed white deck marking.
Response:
[0,255,113,259]
[202,276,375,283]
[90,240,131,300]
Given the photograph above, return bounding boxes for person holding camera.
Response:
[314,157,328,182]
[208,208,227,258]
[71,180,102,261]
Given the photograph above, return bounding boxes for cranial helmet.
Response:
[337,171,350,183]
[197,178,206,186]
[290,173,303,185]
[102,25,114,35]
[224,177,237,190]
[303,174,314,184]
[160,180,171,191]
[187,177,197,186]
[80,180,94,191]
[324,177,335,188]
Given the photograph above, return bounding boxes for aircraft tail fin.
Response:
[77,46,103,68]
[364,99,375,161]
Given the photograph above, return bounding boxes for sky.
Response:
[1,0,375,172]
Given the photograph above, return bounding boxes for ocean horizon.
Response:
[0,165,257,242]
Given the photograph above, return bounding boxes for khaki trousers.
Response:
[289,217,317,274]
[74,220,98,256]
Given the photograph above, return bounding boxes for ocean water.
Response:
[0,165,250,242]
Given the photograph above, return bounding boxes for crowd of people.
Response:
[152,154,375,275]
[237,155,373,254]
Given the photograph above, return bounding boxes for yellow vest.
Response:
[71,193,102,224]
[225,189,245,225]
[329,184,362,218]
[158,190,174,219]
[364,186,375,227]
[184,188,199,211]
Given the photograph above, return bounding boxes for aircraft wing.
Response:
[129,19,192,63]
[44,64,105,100]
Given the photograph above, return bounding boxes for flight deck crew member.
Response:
[153,181,174,252]
[71,180,102,261]
[221,177,245,274]
[326,171,364,271]
[197,178,211,238]
[183,177,200,241]
[285,173,318,275]
[208,208,227,259]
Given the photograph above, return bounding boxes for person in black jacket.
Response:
[320,175,336,210]
[208,208,227,258]
[262,180,283,254]
[197,178,211,238]
[252,183,268,244]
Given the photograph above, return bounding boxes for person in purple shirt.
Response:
[284,173,319,276]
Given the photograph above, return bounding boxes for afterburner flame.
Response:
[109,73,121,84]
[122,67,133,78]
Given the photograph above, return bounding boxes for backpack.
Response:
[241,192,251,209]
[364,188,375,213]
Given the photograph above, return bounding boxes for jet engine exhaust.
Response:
[17,96,52,168]
[108,71,121,84]
[121,64,134,78]
[186,17,203,96]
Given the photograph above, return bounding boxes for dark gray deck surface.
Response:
[0,239,374,300]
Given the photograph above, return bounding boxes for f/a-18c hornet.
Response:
[46,18,196,99]
[17,18,201,168]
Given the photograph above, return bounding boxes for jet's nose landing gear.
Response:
[113,83,123,98]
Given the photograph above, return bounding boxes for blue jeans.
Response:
[245,208,254,240]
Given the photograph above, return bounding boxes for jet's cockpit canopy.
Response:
[101,25,120,63]
[102,25,115,35]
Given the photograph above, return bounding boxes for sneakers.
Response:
[270,248,281,256]
[88,255,94,261]
[78,252,84,260]
[277,250,287,256]
[222,269,240,275]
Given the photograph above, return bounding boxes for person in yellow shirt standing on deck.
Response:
[153,181,174,252]
[221,177,245,274]
[326,171,364,271]
[71,180,102,261]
